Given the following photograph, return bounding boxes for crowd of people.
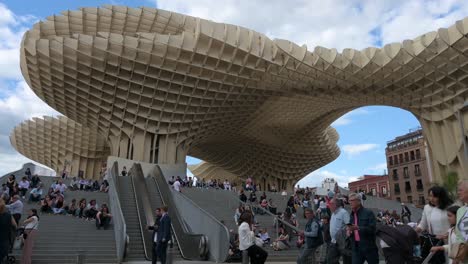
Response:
[224,180,468,264]
[0,172,113,264]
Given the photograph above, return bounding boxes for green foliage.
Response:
[443,171,459,201]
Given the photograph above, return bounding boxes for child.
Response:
[258,228,270,245]
[430,205,460,264]
[272,228,290,251]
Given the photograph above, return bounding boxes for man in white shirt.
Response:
[29,185,44,202]
[7,195,24,225]
[328,198,351,264]
[54,179,67,194]
[173,179,181,192]
[18,177,30,199]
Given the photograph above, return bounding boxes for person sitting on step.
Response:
[66,198,77,215]
[257,228,271,245]
[40,195,53,213]
[75,198,87,218]
[84,199,99,220]
[272,228,290,251]
[96,204,112,230]
[69,177,79,191]
[28,184,43,203]
[52,195,66,214]
[100,180,109,193]
[91,180,100,191]
[18,177,30,199]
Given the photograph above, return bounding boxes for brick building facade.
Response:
[386,128,432,206]
[348,175,390,198]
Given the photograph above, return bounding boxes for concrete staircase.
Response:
[1,176,117,264]
[115,176,148,261]
[181,188,302,262]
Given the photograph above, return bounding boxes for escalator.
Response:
[116,176,149,261]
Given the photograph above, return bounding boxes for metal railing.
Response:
[234,193,301,236]
[107,162,128,263]
[151,165,227,261]
[174,187,231,262]
[128,165,152,261]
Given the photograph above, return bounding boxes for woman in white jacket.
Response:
[238,211,268,264]
[417,186,454,264]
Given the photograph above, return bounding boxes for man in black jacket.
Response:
[148,208,162,264]
[347,193,378,264]
[156,206,172,264]
[400,203,412,223]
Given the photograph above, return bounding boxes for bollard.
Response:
[242,250,249,264]
[76,251,85,264]
[167,239,173,264]
[275,216,279,240]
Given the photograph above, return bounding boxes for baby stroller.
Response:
[420,232,445,264]
[376,223,421,264]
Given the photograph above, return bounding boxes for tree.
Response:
[443,171,459,201]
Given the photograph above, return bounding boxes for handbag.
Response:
[449,242,468,262]
[255,237,264,247]
[13,236,23,250]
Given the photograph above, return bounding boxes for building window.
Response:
[396,197,401,202]
[416,149,421,159]
[407,196,413,204]
[394,183,400,194]
[371,188,376,196]
[404,152,409,162]
[417,179,423,191]
[410,151,415,160]
[382,186,387,195]
[405,181,412,192]
[392,169,398,180]
[389,156,393,166]
[394,155,398,165]
[415,164,421,176]
[419,195,425,205]
[399,154,404,163]
[403,167,409,178]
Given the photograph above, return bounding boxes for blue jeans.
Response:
[297,247,316,264]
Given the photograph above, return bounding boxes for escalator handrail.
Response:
[150,167,205,260]
[150,175,197,259]
[108,162,128,263]
[129,175,151,260]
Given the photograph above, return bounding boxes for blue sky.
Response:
[0,0,466,186]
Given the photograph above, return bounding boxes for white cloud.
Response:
[342,143,379,157]
[296,169,359,188]
[0,3,37,80]
[156,0,468,51]
[0,80,60,177]
[332,108,370,127]
[0,4,58,177]
[366,162,388,174]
